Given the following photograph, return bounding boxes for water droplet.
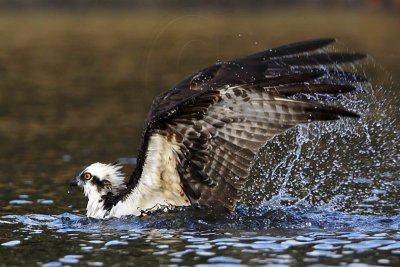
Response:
[104,240,128,247]
[37,199,54,205]
[9,200,32,205]
[87,262,103,267]
[42,261,62,267]
[1,240,21,247]
[208,256,241,264]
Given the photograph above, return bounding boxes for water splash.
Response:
[245,54,399,216]
[1,206,399,232]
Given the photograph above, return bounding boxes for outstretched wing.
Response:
[146,38,364,121]
[122,38,366,213]
[157,79,359,211]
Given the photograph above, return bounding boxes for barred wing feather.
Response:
[122,38,365,213]
[160,83,358,211]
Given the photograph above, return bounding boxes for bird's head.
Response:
[70,162,126,199]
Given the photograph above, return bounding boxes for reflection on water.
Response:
[0,7,399,267]
[1,207,400,266]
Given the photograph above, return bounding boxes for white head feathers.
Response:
[82,162,126,195]
[71,162,127,218]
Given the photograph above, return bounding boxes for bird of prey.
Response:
[70,38,366,219]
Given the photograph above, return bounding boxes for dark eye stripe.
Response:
[90,176,112,193]
[91,176,103,187]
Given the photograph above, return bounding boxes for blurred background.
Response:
[0,0,398,213]
[0,3,399,266]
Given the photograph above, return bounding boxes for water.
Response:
[1,208,400,266]
[0,8,399,267]
[1,68,399,267]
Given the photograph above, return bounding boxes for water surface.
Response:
[0,8,399,267]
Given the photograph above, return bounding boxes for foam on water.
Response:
[1,205,399,232]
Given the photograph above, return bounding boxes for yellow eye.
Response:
[83,173,92,180]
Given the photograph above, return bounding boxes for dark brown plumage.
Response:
[114,38,366,213]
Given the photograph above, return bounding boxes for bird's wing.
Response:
[146,38,365,122]
[121,38,365,212]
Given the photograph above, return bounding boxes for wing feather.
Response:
[243,38,336,60]
[117,38,366,213]
[160,82,361,211]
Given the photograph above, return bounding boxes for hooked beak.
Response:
[69,176,80,187]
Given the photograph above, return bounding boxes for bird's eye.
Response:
[83,173,92,180]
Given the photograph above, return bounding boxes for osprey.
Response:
[70,38,366,219]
